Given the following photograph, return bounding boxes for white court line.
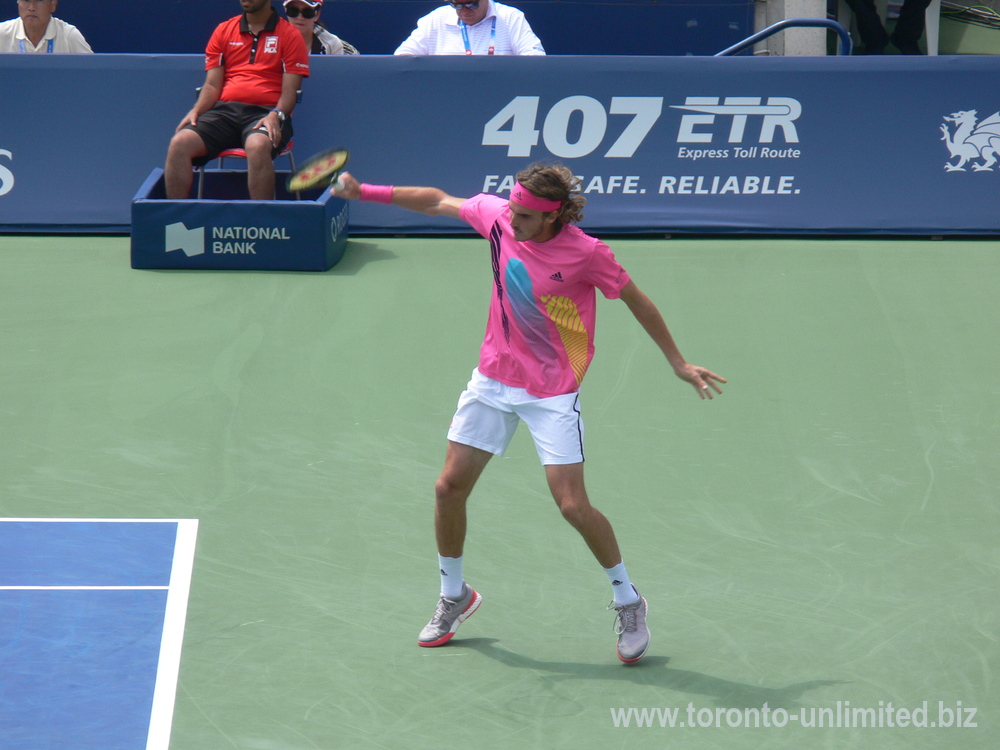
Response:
[0,518,193,523]
[0,586,170,590]
[1,517,200,749]
[146,518,199,750]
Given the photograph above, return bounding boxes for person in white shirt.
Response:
[0,0,91,53]
[395,0,544,56]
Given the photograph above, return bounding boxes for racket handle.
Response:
[360,183,394,204]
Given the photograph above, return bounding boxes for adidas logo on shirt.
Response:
[549,272,564,282]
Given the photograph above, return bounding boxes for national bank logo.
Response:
[165,222,204,257]
[164,222,292,256]
[941,109,1000,171]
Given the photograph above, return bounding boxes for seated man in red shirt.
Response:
[165,0,310,200]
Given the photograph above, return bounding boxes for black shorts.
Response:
[184,101,293,166]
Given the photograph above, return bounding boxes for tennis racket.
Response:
[286,147,350,192]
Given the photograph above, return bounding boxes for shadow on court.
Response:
[326,240,398,276]
[453,638,845,710]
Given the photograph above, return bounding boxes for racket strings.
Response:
[287,149,350,192]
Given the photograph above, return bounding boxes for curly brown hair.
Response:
[514,163,586,225]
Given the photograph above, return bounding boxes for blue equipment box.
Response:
[131,168,349,271]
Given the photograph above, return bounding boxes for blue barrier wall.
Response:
[54,1,755,56]
[1,54,998,235]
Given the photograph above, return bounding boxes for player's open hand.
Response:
[675,363,726,399]
[330,171,361,200]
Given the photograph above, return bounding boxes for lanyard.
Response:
[19,38,54,53]
[459,16,496,55]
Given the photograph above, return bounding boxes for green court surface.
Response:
[1,234,997,749]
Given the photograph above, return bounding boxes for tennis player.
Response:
[332,164,725,663]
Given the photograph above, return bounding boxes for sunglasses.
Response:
[448,0,481,9]
[285,5,318,18]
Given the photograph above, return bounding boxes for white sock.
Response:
[604,561,638,606]
[438,555,465,600]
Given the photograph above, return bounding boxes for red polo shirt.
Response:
[205,10,309,108]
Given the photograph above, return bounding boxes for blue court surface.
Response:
[0,519,198,750]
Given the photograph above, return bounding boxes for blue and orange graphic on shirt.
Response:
[542,294,588,385]
[504,258,589,387]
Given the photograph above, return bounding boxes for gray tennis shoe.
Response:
[609,587,649,663]
[418,583,482,647]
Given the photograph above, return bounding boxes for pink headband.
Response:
[510,182,562,212]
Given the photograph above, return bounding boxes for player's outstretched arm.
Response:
[333,172,465,219]
[619,280,726,400]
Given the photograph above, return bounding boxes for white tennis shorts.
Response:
[447,368,585,465]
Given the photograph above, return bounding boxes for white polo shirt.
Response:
[394,1,545,56]
[0,16,93,53]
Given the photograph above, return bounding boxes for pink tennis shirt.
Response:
[460,194,631,398]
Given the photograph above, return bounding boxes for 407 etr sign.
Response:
[481,96,803,159]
